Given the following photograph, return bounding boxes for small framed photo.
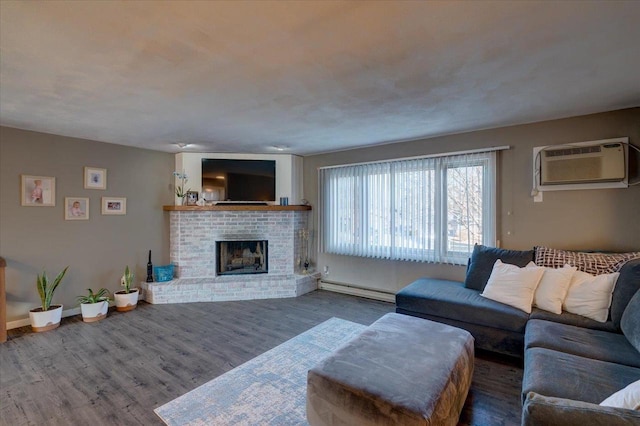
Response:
[21,175,56,206]
[65,197,89,220]
[101,197,126,215]
[186,191,199,206]
[84,167,107,190]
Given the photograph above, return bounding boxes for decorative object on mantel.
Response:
[146,250,154,282]
[186,191,199,206]
[173,170,190,206]
[29,266,69,332]
[77,288,110,323]
[114,265,139,312]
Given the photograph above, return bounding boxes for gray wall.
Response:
[0,127,174,322]
[304,108,640,293]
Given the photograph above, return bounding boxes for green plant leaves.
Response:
[36,266,69,311]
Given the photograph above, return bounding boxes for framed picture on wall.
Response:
[65,197,89,220]
[101,197,126,215]
[84,167,107,190]
[21,175,56,206]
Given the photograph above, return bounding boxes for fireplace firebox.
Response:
[216,240,268,275]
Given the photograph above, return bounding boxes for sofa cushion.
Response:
[621,289,640,353]
[525,319,640,368]
[522,347,640,404]
[480,260,544,313]
[464,244,534,291]
[396,278,529,333]
[529,308,617,333]
[522,392,640,426]
[533,264,576,314]
[562,270,619,323]
[611,258,640,329]
[601,379,640,410]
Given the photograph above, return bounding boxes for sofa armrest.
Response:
[522,392,640,426]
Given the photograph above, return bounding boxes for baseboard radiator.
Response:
[318,280,396,303]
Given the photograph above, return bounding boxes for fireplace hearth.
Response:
[217,240,268,275]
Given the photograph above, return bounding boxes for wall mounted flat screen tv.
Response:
[201,159,276,202]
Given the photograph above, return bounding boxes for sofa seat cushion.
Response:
[525,319,640,368]
[396,278,529,333]
[522,347,640,404]
[529,308,617,332]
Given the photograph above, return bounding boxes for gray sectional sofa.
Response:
[395,245,640,424]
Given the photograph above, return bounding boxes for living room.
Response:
[1,1,640,425]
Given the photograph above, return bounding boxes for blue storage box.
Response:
[154,264,174,282]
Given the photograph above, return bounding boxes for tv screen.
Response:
[201,159,276,202]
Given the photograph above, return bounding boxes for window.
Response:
[319,151,496,265]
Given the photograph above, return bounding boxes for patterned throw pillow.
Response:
[534,246,640,275]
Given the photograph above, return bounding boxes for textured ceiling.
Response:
[1,1,639,155]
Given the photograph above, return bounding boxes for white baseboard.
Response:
[7,307,82,330]
[319,280,396,303]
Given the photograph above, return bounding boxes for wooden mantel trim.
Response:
[163,205,312,212]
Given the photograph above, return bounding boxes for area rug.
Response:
[154,317,366,425]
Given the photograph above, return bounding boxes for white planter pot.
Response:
[29,305,63,332]
[114,289,139,312]
[80,301,108,323]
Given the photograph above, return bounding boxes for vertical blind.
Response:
[319,151,497,265]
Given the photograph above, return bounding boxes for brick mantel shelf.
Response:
[163,205,311,211]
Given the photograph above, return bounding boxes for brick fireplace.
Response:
[142,206,319,304]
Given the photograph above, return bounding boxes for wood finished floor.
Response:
[0,290,523,425]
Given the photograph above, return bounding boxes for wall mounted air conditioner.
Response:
[533,137,629,192]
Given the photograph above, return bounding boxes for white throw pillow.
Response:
[533,265,577,314]
[600,379,640,410]
[563,270,619,322]
[480,260,545,313]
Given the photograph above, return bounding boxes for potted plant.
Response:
[114,265,138,312]
[29,266,69,332]
[173,170,190,206]
[77,288,110,322]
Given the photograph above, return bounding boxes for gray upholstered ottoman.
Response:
[307,313,474,426]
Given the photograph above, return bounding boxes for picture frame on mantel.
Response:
[21,175,56,207]
[186,191,199,206]
[84,167,107,190]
